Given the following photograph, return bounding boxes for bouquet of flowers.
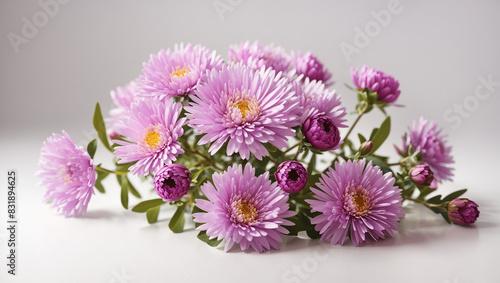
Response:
[37,41,480,253]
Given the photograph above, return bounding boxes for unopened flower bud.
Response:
[154,164,191,202]
[275,161,308,194]
[359,141,373,155]
[447,198,479,225]
[302,114,341,150]
[410,165,434,186]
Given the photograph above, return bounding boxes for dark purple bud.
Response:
[359,141,373,155]
[410,165,434,186]
[302,115,341,150]
[275,161,308,194]
[154,164,191,202]
[447,198,479,225]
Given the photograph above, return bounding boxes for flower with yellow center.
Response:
[227,91,259,124]
[170,66,190,78]
[232,199,258,225]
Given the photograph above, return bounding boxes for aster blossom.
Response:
[396,117,454,183]
[113,98,185,176]
[186,63,299,160]
[291,51,333,86]
[447,198,480,225]
[351,65,401,104]
[275,161,308,194]
[154,164,191,202]
[228,41,291,73]
[106,79,141,134]
[141,43,224,99]
[306,159,405,246]
[193,164,295,253]
[37,131,96,217]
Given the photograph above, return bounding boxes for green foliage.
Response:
[169,203,187,233]
[370,116,391,154]
[92,103,112,152]
[87,139,97,159]
[132,198,165,213]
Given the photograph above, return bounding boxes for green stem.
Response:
[343,104,368,142]
[95,166,127,175]
[404,197,442,208]
[182,146,224,172]
[386,162,402,167]
[284,142,300,154]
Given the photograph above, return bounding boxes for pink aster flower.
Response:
[306,159,405,246]
[298,79,347,126]
[228,41,291,74]
[113,98,185,176]
[396,117,454,183]
[186,63,299,160]
[106,79,141,134]
[154,164,191,202]
[291,51,333,86]
[141,43,224,99]
[193,163,296,253]
[447,198,480,225]
[351,65,401,104]
[37,131,96,217]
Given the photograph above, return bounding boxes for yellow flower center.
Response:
[144,129,161,147]
[233,100,251,119]
[170,66,190,78]
[234,200,258,224]
[352,192,369,213]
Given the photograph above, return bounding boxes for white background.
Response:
[1,0,499,282]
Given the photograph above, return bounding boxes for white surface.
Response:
[1,0,500,282]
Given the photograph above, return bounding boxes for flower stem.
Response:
[284,142,300,154]
[404,197,442,208]
[95,166,127,175]
[343,104,368,142]
[182,146,224,172]
[386,162,402,167]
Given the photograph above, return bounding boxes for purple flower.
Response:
[275,161,308,194]
[37,131,96,217]
[296,79,347,127]
[154,164,191,202]
[186,63,299,160]
[302,114,341,150]
[306,159,405,246]
[359,141,373,155]
[141,43,224,99]
[193,164,296,253]
[448,198,480,225]
[351,66,401,104]
[106,79,141,134]
[396,117,454,183]
[113,98,185,176]
[228,41,291,73]
[291,51,333,86]
[410,164,434,186]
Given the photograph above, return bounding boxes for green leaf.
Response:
[93,103,112,152]
[426,194,443,205]
[118,175,128,209]
[124,176,141,199]
[442,189,467,202]
[197,230,222,247]
[307,154,316,176]
[286,215,308,236]
[364,156,393,175]
[358,133,366,144]
[94,170,109,193]
[146,207,160,224]
[86,139,97,159]
[370,116,391,154]
[131,198,165,213]
[169,203,186,233]
[305,173,321,191]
